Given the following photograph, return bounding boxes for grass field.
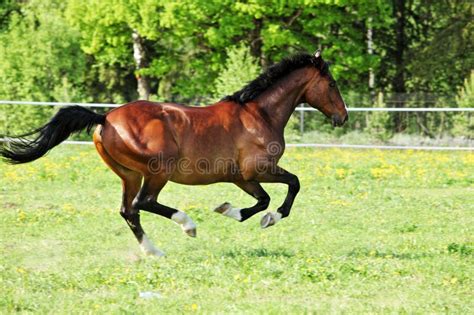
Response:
[1,146,473,313]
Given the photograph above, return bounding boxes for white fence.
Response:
[1,100,474,111]
[1,100,473,151]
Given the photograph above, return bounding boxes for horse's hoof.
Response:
[260,212,282,229]
[214,202,242,221]
[145,249,166,257]
[171,211,197,237]
[142,246,166,257]
[214,202,231,214]
[140,235,166,257]
[185,228,197,238]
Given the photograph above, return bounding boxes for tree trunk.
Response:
[249,18,267,67]
[132,30,150,100]
[367,17,375,102]
[392,0,407,132]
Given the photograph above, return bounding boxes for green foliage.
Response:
[0,105,54,136]
[0,0,472,137]
[452,71,474,138]
[0,0,87,102]
[407,1,473,94]
[213,45,261,101]
[456,71,474,108]
[0,0,20,30]
[65,0,165,102]
[1,0,471,102]
[365,93,393,140]
[0,0,88,135]
[66,0,160,66]
[448,242,473,257]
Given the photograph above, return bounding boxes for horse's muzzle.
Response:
[332,113,348,127]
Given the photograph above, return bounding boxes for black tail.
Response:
[0,106,105,164]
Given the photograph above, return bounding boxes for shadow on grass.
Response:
[347,247,436,260]
[222,247,295,258]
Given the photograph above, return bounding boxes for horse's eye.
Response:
[329,81,336,88]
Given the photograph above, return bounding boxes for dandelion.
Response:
[5,171,20,182]
[62,203,76,215]
[415,169,426,178]
[370,168,385,179]
[335,168,347,179]
[17,209,26,222]
[329,200,350,207]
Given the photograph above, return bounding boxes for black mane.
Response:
[223,52,327,104]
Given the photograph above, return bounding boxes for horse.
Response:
[1,50,348,256]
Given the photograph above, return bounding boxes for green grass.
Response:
[1,146,473,313]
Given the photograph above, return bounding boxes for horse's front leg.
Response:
[255,166,300,228]
[214,181,270,221]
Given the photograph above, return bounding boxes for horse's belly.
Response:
[168,158,241,185]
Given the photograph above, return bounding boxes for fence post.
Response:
[300,103,304,135]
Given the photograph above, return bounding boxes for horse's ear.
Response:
[314,50,321,59]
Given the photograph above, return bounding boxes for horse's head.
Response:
[304,50,348,127]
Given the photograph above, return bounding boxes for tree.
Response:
[66,0,163,101]
[0,0,89,134]
[375,0,473,131]
[0,0,87,102]
[213,45,261,101]
[1,0,470,116]
[153,0,392,100]
[408,0,473,94]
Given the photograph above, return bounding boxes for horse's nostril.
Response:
[332,115,345,127]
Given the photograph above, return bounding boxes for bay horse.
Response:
[1,50,347,256]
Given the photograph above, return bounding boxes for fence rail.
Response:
[0,139,472,151]
[1,100,473,112]
[1,100,473,151]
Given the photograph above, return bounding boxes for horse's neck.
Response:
[255,68,311,132]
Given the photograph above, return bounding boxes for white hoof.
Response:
[140,235,165,257]
[214,202,242,221]
[260,212,282,229]
[171,211,197,238]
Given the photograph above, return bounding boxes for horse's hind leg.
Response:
[119,175,165,257]
[214,181,270,222]
[133,175,197,237]
[95,140,164,256]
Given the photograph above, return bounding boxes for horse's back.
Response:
[107,100,238,123]
[97,100,242,176]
